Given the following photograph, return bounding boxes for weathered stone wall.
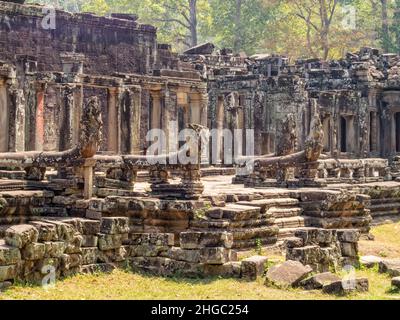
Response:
[0,2,157,75]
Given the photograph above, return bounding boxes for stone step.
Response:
[370,203,400,211]
[231,236,278,250]
[0,170,25,180]
[237,198,299,213]
[220,204,261,221]
[191,215,275,230]
[230,225,279,240]
[268,207,303,218]
[274,216,305,229]
[278,228,299,239]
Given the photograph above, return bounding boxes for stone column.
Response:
[189,93,202,124]
[131,87,142,154]
[8,85,25,152]
[162,88,173,154]
[0,79,9,152]
[215,95,224,165]
[83,158,95,200]
[59,85,75,151]
[35,84,45,151]
[149,91,162,154]
[107,87,119,153]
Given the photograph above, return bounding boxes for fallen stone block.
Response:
[300,272,341,290]
[180,232,233,249]
[204,262,241,278]
[379,259,400,277]
[322,278,369,295]
[265,260,313,288]
[241,256,268,281]
[0,242,21,266]
[21,243,45,260]
[100,217,129,235]
[5,225,39,248]
[360,255,383,268]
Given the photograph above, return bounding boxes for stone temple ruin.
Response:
[0,1,400,289]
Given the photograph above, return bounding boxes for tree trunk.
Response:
[381,0,390,52]
[234,0,242,53]
[189,0,198,47]
[394,0,400,53]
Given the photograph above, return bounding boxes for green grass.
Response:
[2,223,400,300]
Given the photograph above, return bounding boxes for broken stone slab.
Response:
[265,260,313,288]
[379,259,400,277]
[300,272,341,290]
[5,224,39,248]
[180,232,233,249]
[0,241,21,266]
[241,256,268,281]
[360,255,383,268]
[21,242,45,260]
[322,278,369,295]
[100,217,129,235]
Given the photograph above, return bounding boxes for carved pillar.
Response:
[0,79,9,152]
[163,87,173,154]
[34,84,49,152]
[215,95,224,165]
[149,90,162,154]
[107,87,119,153]
[131,87,142,154]
[59,85,75,151]
[189,93,202,124]
[8,85,25,152]
[83,158,95,200]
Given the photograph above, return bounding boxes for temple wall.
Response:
[0,2,158,75]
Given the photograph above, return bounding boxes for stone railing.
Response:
[94,140,204,200]
[0,96,102,199]
[317,158,390,183]
[245,109,326,188]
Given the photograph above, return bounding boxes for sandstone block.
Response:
[340,242,358,257]
[265,261,313,288]
[241,256,268,281]
[81,247,99,265]
[130,233,174,246]
[379,259,400,277]
[180,232,233,249]
[360,256,383,268]
[300,272,341,290]
[82,235,98,247]
[100,217,129,235]
[322,278,369,295]
[22,243,45,260]
[200,247,231,265]
[391,276,400,289]
[5,225,39,248]
[165,247,201,263]
[0,242,21,266]
[336,229,360,243]
[0,265,17,281]
[98,233,128,251]
[44,241,66,258]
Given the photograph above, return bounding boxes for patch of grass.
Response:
[359,222,400,258]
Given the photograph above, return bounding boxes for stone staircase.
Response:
[190,195,304,249]
[369,197,400,225]
[238,198,304,240]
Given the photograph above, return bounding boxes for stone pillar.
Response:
[215,95,224,165]
[107,87,119,153]
[149,91,162,154]
[8,85,25,152]
[0,79,9,152]
[189,93,202,124]
[59,85,75,151]
[162,88,173,154]
[131,87,142,154]
[72,85,83,146]
[83,159,95,200]
[35,84,45,151]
